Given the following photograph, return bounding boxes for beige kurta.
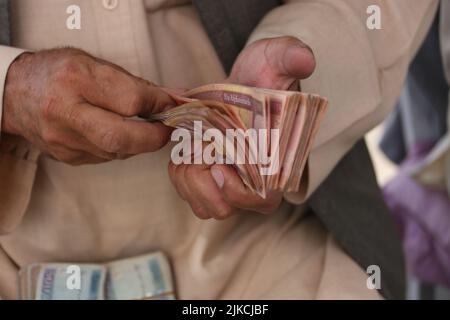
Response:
[0,0,439,299]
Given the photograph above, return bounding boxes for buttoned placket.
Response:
[102,0,119,10]
[92,0,144,77]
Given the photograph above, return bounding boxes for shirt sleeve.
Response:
[247,0,439,203]
[0,45,39,235]
[0,45,26,136]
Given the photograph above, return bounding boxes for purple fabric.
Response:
[383,141,450,287]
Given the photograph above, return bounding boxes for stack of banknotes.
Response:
[19,252,175,300]
[152,84,328,198]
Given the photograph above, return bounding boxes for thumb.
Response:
[229,36,315,90]
[267,36,316,79]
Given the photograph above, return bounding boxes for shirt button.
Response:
[102,0,119,10]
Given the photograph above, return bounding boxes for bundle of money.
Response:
[152,84,328,198]
[19,252,176,300]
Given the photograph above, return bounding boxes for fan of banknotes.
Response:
[19,252,175,300]
[151,84,328,198]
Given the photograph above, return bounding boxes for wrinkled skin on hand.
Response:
[2,48,174,165]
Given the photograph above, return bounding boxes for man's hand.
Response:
[2,48,174,165]
[169,36,316,220]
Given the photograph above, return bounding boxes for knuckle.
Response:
[41,128,60,145]
[191,204,209,220]
[95,64,118,87]
[53,57,82,83]
[100,130,127,153]
[215,206,233,220]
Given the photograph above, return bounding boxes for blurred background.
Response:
[362,6,450,299]
[366,126,450,300]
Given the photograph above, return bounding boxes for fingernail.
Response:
[284,43,316,78]
[211,167,225,189]
[286,43,313,60]
[291,40,314,54]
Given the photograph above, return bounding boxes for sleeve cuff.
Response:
[0,46,26,137]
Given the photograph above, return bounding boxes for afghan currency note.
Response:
[34,264,106,300]
[106,252,175,300]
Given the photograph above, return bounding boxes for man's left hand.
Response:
[168,36,316,220]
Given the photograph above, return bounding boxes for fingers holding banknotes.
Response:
[2,48,174,165]
[209,165,282,215]
[168,162,283,220]
[168,36,316,219]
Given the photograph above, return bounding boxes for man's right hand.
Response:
[2,48,174,165]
